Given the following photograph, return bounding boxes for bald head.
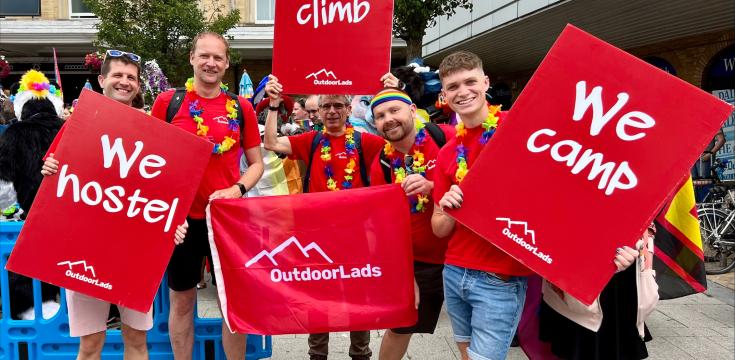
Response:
[305,95,320,124]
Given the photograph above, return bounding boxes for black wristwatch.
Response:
[236,183,247,196]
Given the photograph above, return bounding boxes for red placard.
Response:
[207,184,416,334]
[5,90,212,312]
[272,0,394,95]
[451,25,734,305]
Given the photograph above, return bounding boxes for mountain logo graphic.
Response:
[496,217,536,244]
[57,260,97,278]
[246,236,334,267]
[496,217,553,264]
[305,68,337,80]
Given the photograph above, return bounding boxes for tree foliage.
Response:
[393,0,473,62]
[83,0,240,85]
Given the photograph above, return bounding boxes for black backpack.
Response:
[302,131,369,193]
[378,122,447,183]
[164,89,245,139]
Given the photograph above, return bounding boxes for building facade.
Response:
[420,0,735,178]
[0,0,407,103]
[421,0,734,102]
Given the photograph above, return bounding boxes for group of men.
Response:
[41,32,529,360]
[262,50,530,360]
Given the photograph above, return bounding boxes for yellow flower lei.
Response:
[454,104,501,183]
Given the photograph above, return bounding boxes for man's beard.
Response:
[383,122,411,142]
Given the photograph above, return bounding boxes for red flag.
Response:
[207,185,417,335]
[53,48,63,94]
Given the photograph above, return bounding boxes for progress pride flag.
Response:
[272,0,394,95]
[451,25,734,305]
[6,90,211,312]
[207,185,416,334]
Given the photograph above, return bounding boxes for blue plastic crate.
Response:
[0,221,272,359]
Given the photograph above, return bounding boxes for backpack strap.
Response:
[379,147,393,184]
[225,91,246,142]
[424,122,446,147]
[303,132,323,193]
[354,131,370,187]
[165,88,186,123]
[378,122,446,184]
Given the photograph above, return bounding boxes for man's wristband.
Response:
[236,183,247,196]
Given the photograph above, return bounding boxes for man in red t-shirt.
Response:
[367,84,454,360]
[41,51,190,360]
[431,51,533,360]
[150,32,264,360]
[262,75,384,360]
[262,75,384,194]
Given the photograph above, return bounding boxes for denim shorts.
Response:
[443,264,528,360]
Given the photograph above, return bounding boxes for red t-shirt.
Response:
[151,89,261,219]
[433,124,532,276]
[370,124,455,265]
[288,130,384,193]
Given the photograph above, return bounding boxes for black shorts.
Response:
[167,218,215,291]
[392,261,444,334]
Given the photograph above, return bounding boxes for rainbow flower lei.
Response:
[320,123,358,191]
[185,78,239,154]
[455,104,502,183]
[383,120,430,213]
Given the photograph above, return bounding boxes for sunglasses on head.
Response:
[105,50,141,63]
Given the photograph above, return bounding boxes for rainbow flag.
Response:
[53,48,63,95]
[653,176,707,299]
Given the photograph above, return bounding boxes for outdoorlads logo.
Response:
[245,236,381,282]
[305,68,353,86]
[213,115,229,124]
[57,260,113,290]
[496,218,553,264]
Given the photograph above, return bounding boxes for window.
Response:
[255,0,275,23]
[70,0,94,18]
[0,0,41,16]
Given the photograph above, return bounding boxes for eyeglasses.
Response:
[319,103,347,111]
[105,50,141,63]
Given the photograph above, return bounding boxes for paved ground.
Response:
[198,272,735,360]
[709,271,735,291]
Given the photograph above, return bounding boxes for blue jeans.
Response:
[443,264,528,360]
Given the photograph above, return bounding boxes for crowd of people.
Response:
[0,32,659,360]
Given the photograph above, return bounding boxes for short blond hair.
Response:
[438,51,484,79]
